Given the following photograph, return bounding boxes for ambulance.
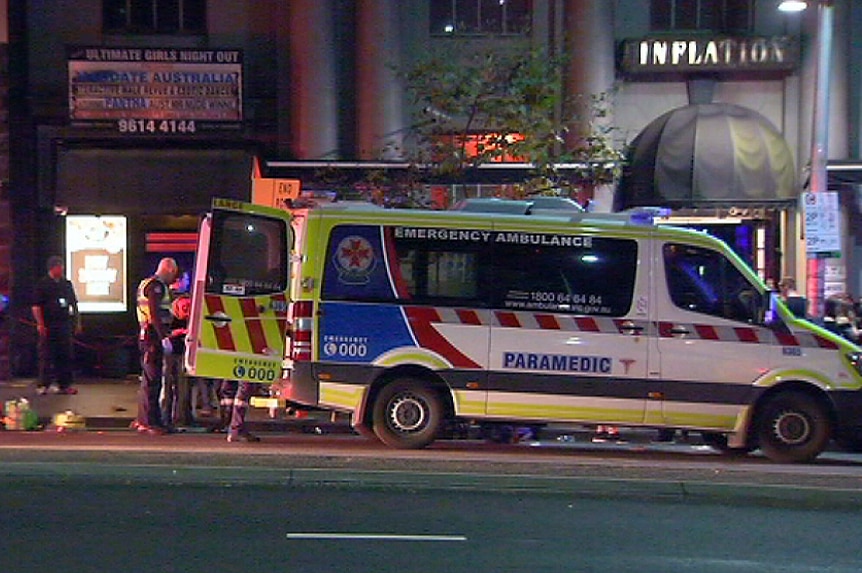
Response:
[185,198,862,463]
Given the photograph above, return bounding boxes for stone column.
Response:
[282,0,340,159]
[356,0,405,160]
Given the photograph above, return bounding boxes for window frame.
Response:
[650,0,754,33]
[430,0,532,37]
[103,0,207,35]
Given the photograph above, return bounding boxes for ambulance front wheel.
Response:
[756,391,831,463]
[372,379,443,449]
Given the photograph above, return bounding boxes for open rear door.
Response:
[185,199,292,385]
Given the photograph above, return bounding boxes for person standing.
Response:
[32,256,82,395]
[134,257,178,435]
[220,379,261,443]
[160,292,193,430]
[778,276,807,319]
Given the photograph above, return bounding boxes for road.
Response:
[3,455,861,573]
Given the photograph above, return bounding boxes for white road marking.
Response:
[286,533,467,542]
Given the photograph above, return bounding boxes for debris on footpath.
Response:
[2,398,40,430]
[50,410,87,432]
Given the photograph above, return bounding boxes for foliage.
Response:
[401,43,626,194]
[402,44,566,177]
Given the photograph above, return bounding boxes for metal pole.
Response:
[805,0,833,318]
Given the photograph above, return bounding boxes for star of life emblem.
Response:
[333,235,377,285]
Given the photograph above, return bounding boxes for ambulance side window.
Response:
[663,243,758,323]
[490,237,637,316]
[207,211,287,296]
[392,242,484,305]
[320,224,486,306]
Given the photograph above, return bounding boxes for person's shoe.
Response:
[136,424,166,436]
[47,384,61,394]
[227,432,260,443]
[56,387,78,395]
[35,386,49,396]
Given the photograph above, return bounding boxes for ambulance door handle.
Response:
[619,321,643,334]
[669,326,690,336]
[204,311,232,328]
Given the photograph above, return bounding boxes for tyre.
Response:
[700,432,753,456]
[372,379,443,449]
[756,391,831,463]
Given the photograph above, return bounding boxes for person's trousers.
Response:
[138,338,165,428]
[219,380,255,436]
[38,324,74,390]
[160,354,193,427]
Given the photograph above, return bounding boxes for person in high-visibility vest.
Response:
[133,257,178,435]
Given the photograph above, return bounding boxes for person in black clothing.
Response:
[778,276,808,319]
[134,257,178,435]
[31,256,82,395]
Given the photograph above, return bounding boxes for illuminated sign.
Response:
[620,36,798,74]
[66,215,127,313]
[67,46,243,134]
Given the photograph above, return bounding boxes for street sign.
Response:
[802,191,841,257]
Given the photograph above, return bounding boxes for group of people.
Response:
[777,275,860,343]
[133,257,260,442]
[31,255,260,443]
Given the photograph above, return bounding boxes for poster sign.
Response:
[68,46,242,134]
[802,191,841,258]
[66,216,127,313]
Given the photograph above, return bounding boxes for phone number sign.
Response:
[802,191,841,257]
[68,46,243,134]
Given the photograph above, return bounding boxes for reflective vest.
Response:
[136,276,172,328]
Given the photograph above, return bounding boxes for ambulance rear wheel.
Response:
[372,379,443,449]
[756,391,831,463]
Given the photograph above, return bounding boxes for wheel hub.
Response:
[389,395,426,432]
[773,411,810,445]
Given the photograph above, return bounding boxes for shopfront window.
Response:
[103,0,206,34]
[650,0,753,33]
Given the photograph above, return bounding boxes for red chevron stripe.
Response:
[734,327,759,343]
[575,316,600,332]
[456,309,482,325]
[694,324,719,340]
[535,314,560,330]
[240,298,269,354]
[204,295,236,351]
[405,307,480,369]
[495,311,520,328]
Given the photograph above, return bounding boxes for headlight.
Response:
[849,352,862,377]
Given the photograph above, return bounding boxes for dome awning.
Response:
[617,103,798,210]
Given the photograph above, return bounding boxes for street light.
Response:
[778,1,809,12]
[781,0,834,317]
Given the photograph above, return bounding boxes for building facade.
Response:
[5,0,861,376]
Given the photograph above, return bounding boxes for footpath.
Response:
[0,375,660,444]
[0,375,345,434]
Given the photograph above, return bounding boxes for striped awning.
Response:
[618,103,798,210]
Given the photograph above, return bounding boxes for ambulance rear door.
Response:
[185,199,292,385]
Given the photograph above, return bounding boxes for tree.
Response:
[401,43,625,201]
